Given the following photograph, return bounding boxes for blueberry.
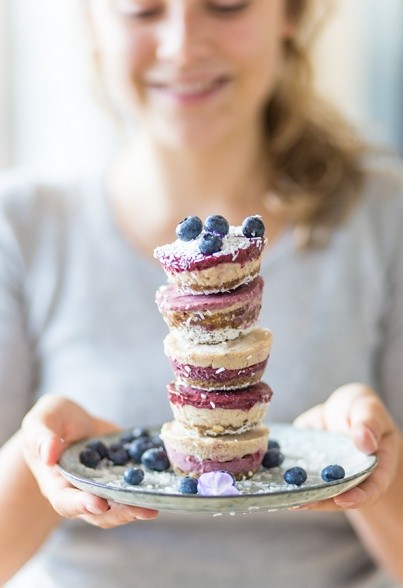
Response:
[141,448,170,472]
[199,233,223,255]
[123,467,145,486]
[321,464,345,483]
[268,439,280,450]
[79,447,102,469]
[132,427,150,439]
[128,438,154,463]
[150,434,165,449]
[241,215,265,238]
[284,467,307,486]
[204,215,229,237]
[119,431,135,444]
[108,442,125,452]
[86,440,109,459]
[177,476,198,495]
[262,449,284,469]
[108,446,130,466]
[176,216,203,241]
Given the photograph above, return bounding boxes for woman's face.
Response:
[89,0,293,149]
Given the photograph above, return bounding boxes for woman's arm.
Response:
[0,431,60,585]
[294,384,403,583]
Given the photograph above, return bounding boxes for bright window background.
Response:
[1,0,402,171]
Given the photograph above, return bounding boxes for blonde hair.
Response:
[265,0,365,247]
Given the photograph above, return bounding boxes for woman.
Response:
[1,0,402,586]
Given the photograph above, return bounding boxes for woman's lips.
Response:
[148,76,230,103]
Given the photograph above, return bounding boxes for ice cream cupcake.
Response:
[164,328,272,390]
[167,381,273,436]
[155,276,264,344]
[160,420,269,480]
[154,215,267,295]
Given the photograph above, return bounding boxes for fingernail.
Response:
[136,513,158,521]
[85,504,107,515]
[367,429,378,451]
[336,501,356,509]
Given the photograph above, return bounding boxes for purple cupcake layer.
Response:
[168,382,273,411]
[166,448,265,476]
[169,359,269,390]
[156,238,265,274]
[156,277,264,312]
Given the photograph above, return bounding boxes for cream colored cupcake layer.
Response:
[168,259,261,294]
[164,328,272,369]
[170,402,269,436]
[160,421,269,461]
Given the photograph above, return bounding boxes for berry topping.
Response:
[141,447,170,472]
[108,446,130,466]
[262,448,284,469]
[86,440,109,459]
[284,467,307,486]
[199,233,223,255]
[79,447,102,469]
[268,439,280,450]
[242,215,265,238]
[204,214,229,236]
[128,438,154,463]
[321,464,346,483]
[123,467,145,486]
[176,216,203,241]
[178,476,199,495]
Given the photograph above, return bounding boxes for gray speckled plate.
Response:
[58,423,377,514]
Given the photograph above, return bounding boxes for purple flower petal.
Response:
[197,471,241,496]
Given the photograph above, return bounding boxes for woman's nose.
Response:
[156,4,209,64]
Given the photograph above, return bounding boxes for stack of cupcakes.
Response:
[154,215,273,480]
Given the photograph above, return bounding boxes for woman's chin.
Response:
[150,121,230,152]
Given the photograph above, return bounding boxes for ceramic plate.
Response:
[58,423,377,514]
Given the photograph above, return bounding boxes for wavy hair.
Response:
[264,0,365,247]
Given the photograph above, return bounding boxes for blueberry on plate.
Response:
[204,214,229,237]
[268,439,280,450]
[128,438,154,463]
[241,215,265,238]
[79,447,102,469]
[108,446,130,466]
[141,447,170,472]
[199,233,223,255]
[177,476,198,495]
[321,464,345,483]
[123,467,145,486]
[262,448,284,469]
[176,216,203,241]
[119,431,135,444]
[150,434,165,449]
[132,427,150,439]
[85,440,109,459]
[284,467,307,486]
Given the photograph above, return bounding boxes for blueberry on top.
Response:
[204,215,229,236]
[79,447,102,469]
[176,216,203,241]
[321,464,345,483]
[141,447,170,472]
[242,215,265,238]
[262,448,284,469]
[123,467,145,486]
[178,476,198,495]
[284,466,307,486]
[199,233,223,255]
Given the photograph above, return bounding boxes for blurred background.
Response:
[0,0,402,172]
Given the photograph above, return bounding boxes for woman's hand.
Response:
[21,395,159,528]
[292,383,400,511]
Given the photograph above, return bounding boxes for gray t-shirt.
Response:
[1,154,403,588]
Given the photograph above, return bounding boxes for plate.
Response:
[58,423,377,514]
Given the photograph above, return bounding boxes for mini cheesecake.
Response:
[168,381,273,436]
[160,420,269,480]
[154,227,266,295]
[164,328,273,390]
[155,277,264,344]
